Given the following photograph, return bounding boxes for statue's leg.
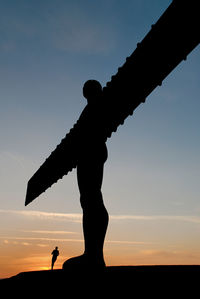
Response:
[78,160,109,263]
[63,155,108,270]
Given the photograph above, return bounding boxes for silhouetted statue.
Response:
[25,0,200,271]
[62,80,108,270]
[51,246,59,270]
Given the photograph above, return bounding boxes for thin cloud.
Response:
[110,214,200,224]
[1,236,149,247]
[22,230,79,235]
[37,244,49,248]
[0,3,116,55]
[2,209,200,225]
[3,239,31,246]
[47,6,116,54]
[106,240,150,245]
[0,236,83,243]
[0,209,82,223]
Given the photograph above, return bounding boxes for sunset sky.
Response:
[1,0,200,278]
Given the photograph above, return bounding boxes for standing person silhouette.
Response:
[63,80,109,270]
[51,246,59,270]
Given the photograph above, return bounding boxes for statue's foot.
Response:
[62,254,106,271]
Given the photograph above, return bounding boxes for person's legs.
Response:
[52,257,56,270]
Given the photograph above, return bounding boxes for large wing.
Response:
[25,0,200,205]
[100,0,200,138]
[25,130,78,205]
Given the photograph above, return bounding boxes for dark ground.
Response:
[1,265,200,296]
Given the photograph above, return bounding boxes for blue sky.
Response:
[0,0,200,277]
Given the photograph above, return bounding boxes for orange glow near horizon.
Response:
[1,209,200,279]
[1,241,200,279]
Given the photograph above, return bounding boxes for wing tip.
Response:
[25,181,35,206]
[24,198,30,206]
[25,193,32,206]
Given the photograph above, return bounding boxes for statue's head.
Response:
[83,80,102,104]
